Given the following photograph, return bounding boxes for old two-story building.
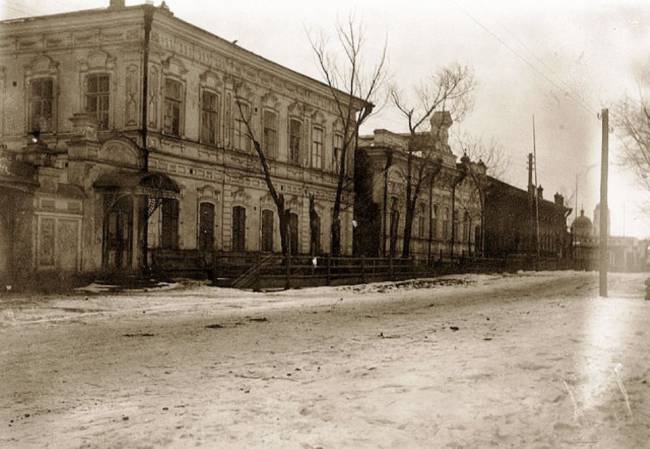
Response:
[354,112,485,261]
[0,0,363,283]
[483,178,572,259]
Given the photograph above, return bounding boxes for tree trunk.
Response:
[402,199,416,258]
[331,206,341,256]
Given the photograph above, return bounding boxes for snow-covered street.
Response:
[1,271,649,448]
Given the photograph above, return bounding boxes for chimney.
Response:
[109,0,125,8]
[537,185,543,200]
[430,111,453,147]
[554,193,564,206]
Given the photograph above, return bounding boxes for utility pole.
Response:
[599,108,609,297]
[532,115,540,266]
[528,153,534,259]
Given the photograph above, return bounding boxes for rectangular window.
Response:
[233,102,251,152]
[311,126,323,169]
[201,91,219,145]
[163,78,183,136]
[333,133,344,173]
[30,78,54,133]
[86,74,110,129]
[263,110,278,159]
[289,119,302,165]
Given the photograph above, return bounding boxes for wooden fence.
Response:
[151,249,573,289]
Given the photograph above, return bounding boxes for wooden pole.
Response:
[599,108,609,297]
[533,115,540,267]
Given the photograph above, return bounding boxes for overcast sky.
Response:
[3,0,649,237]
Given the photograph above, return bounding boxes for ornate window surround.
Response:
[24,54,59,135]
[199,69,224,147]
[310,110,326,170]
[261,92,281,160]
[161,54,188,138]
[78,49,117,131]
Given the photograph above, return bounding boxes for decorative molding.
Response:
[99,138,143,168]
[125,64,139,128]
[24,54,59,77]
[162,53,188,76]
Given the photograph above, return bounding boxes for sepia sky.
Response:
[2,0,649,237]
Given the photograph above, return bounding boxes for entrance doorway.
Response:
[103,195,133,270]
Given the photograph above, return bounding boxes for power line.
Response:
[446,0,600,118]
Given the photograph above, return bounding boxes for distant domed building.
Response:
[571,209,593,242]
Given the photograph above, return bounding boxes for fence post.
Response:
[361,255,366,283]
[389,255,394,280]
[326,254,331,286]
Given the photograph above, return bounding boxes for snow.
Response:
[1,271,649,448]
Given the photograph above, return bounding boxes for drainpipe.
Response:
[141,5,154,272]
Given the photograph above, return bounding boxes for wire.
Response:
[446,0,600,118]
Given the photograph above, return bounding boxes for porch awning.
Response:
[93,171,180,194]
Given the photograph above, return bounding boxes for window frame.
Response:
[289,118,302,165]
[262,109,279,159]
[29,77,55,134]
[200,89,220,146]
[85,73,111,130]
[311,125,324,169]
[333,132,344,174]
[163,77,184,137]
[233,100,252,152]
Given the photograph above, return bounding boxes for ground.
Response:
[1,271,649,448]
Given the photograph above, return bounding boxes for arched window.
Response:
[232,206,246,252]
[289,119,302,165]
[311,126,323,169]
[263,110,278,159]
[289,212,299,255]
[233,101,251,152]
[200,90,220,145]
[417,204,426,238]
[198,202,215,251]
[432,204,439,239]
[442,207,450,240]
[463,211,470,242]
[261,209,274,252]
[333,132,344,174]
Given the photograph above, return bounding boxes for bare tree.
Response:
[309,15,388,256]
[615,81,650,194]
[233,81,291,256]
[390,63,475,258]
